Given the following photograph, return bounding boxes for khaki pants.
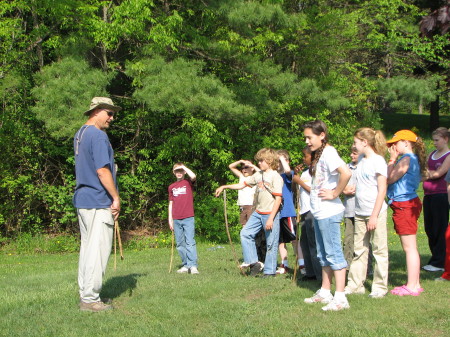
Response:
[347,211,388,293]
[78,208,114,303]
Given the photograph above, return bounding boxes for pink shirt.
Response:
[423,150,450,195]
[169,179,194,219]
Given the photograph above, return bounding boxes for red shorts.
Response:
[390,197,422,235]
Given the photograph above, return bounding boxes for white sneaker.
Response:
[368,291,387,298]
[190,266,199,274]
[344,286,365,295]
[304,290,334,304]
[322,298,350,311]
[239,262,251,269]
[422,265,444,272]
[177,266,189,273]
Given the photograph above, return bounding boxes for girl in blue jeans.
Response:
[302,120,351,311]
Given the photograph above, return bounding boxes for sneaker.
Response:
[190,266,199,274]
[304,290,333,304]
[321,298,350,311]
[177,266,189,274]
[79,301,112,312]
[250,262,264,276]
[435,277,450,281]
[239,262,251,269]
[276,264,290,274]
[422,265,444,272]
[344,286,365,295]
[368,291,387,298]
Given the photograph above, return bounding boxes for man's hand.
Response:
[111,198,120,220]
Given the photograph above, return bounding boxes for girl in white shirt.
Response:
[345,128,389,298]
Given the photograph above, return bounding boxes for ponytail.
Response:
[413,137,427,177]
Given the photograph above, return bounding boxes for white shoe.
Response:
[344,286,365,295]
[190,266,199,274]
[239,262,251,269]
[177,266,189,273]
[368,291,387,298]
[422,265,444,272]
[322,298,350,311]
[304,290,333,304]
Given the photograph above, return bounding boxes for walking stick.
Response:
[114,218,117,271]
[115,220,124,261]
[169,229,175,273]
[292,181,301,283]
[223,190,246,276]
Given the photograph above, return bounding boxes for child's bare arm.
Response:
[293,174,311,193]
[243,160,259,172]
[215,182,246,197]
[229,160,245,178]
[427,155,450,179]
[279,155,291,175]
[168,201,174,231]
[180,165,196,182]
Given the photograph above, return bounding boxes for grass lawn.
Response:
[1,210,449,337]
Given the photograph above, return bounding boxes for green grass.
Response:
[1,216,449,337]
[380,112,450,138]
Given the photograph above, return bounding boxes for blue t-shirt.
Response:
[73,125,116,208]
[280,170,296,218]
[387,153,420,203]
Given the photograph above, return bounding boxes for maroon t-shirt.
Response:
[169,179,194,220]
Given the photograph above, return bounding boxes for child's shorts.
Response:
[390,197,422,235]
[279,216,297,243]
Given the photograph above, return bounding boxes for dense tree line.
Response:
[0,0,449,240]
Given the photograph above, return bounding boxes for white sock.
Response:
[334,291,347,302]
[298,259,304,266]
[319,288,331,297]
[282,259,289,268]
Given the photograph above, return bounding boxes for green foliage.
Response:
[31,57,112,139]
[1,232,79,254]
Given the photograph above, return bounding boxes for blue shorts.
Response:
[314,212,347,270]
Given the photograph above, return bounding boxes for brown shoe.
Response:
[79,301,113,312]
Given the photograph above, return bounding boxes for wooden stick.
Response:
[115,220,124,260]
[114,218,117,271]
[169,230,175,273]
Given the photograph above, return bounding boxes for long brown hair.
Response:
[412,137,427,177]
[303,120,328,177]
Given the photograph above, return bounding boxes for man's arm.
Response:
[97,166,120,219]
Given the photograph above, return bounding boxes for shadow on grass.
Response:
[101,273,147,299]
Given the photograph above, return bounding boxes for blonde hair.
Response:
[354,127,387,156]
[172,162,184,171]
[277,149,290,161]
[411,137,427,177]
[432,127,450,140]
[254,148,279,170]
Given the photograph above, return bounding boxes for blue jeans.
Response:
[314,212,347,271]
[173,217,198,268]
[240,212,280,274]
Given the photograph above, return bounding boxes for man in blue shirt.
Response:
[74,97,121,312]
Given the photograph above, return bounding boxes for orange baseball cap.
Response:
[386,130,418,144]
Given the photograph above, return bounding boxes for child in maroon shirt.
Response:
[168,163,199,274]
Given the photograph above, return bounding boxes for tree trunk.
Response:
[429,95,439,132]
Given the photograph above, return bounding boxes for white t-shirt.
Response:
[237,175,256,206]
[310,146,346,220]
[299,169,311,215]
[355,153,388,216]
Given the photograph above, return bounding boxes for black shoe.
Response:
[250,262,263,276]
[261,274,276,278]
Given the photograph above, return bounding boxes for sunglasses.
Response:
[106,110,115,117]
[242,166,250,169]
